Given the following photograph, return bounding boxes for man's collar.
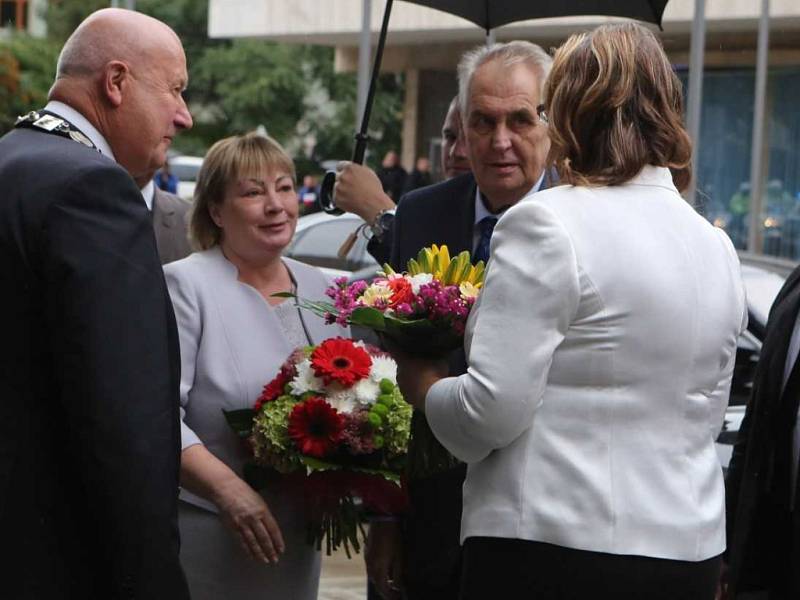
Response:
[44,101,116,161]
[473,171,546,225]
[141,180,155,211]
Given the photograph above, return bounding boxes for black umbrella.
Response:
[319,0,670,213]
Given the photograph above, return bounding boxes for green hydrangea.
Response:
[383,387,412,458]
[252,394,301,473]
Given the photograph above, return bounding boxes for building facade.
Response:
[209,0,800,263]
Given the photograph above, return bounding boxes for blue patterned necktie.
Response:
[474,216,498,264]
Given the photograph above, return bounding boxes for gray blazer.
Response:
[164,247,347,510]
[153,187,193,265]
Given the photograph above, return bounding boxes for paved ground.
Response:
[318,547,367,600]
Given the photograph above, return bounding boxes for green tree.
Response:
[6,0,406,168]
[0,34,60,133]
[44,0,107,43]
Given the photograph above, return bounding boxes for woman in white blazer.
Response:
[164,133,346,600]
[397,24,747,599]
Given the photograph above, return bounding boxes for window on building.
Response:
[0,0,27,30]
[679,66,800,260]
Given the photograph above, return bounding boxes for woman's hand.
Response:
[180,444,285,565]
[213,476,286,564]
[391,345,450,412]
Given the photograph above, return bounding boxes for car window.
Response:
[288,219,378,272]
[171,164,201,182]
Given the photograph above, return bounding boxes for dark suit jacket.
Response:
[0,125,189,599]
[386,173,477,596]
[726,264,800,597]
[153,186,193,265]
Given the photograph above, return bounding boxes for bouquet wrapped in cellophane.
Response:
[290,244,485,357]
[224,337,412,557]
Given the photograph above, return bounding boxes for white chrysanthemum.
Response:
[370,355,398,384]
[353,378,380,405]
[327,388,357,414]
[289,359,324,395]
[360,283,392,306]
[409,273,433,294]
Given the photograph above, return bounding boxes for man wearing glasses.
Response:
[337,41,554,600]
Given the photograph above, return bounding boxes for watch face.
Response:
[378,212,395,230]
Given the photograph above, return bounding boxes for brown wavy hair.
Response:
[544,23,692,191]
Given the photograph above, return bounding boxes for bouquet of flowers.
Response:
[224,337,412,556]
[287,244,486,357]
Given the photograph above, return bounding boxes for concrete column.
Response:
[27,0,47,37]
[747,0,771,254]
[685,0,706,206]
[401,68,419,171]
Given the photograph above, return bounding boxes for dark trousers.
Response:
[461,537,722,600]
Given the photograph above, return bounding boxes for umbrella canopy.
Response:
[401,0,670,32]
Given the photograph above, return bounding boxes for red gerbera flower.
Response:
[255,370,291,411]
[310,338,372,387]
[387,277,414,308]
[288,397,345,458]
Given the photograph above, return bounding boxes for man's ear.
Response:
[102,60,130,108]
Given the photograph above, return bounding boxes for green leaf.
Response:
[300,456,343,473]
[271,292,297,298]
[349,307,387,330]
[223,408,256,438]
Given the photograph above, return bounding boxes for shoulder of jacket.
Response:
[398,173,475,213]
[154,188,191,212]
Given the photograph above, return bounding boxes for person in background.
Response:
[376,150,407,202]
[155,159,179,194]
[138,172,193,265]
[0,8,192,598]
[440,96,470,180]
[333,95,471,267]
[297,173,320,215]
[395,23,747,600]
[403,157,433,195]
[164,132,347,600]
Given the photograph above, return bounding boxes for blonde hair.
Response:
[544,23,692,191]
[190,133,296,250]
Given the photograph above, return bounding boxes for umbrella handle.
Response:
[320,0,394,215]
[319,170,342,215]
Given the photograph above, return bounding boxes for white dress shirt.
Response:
[426,165,747,561]
[140,180,155,211]
[472,171,545,251]
[44,100,116,160]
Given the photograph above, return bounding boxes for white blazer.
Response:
[425,166,747,562]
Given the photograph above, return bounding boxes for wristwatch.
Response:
[369,208,396,240]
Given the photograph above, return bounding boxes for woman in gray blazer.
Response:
[164,133,346,600]
[397,24,747,600]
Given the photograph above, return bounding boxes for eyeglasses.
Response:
[536,104,549,125]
